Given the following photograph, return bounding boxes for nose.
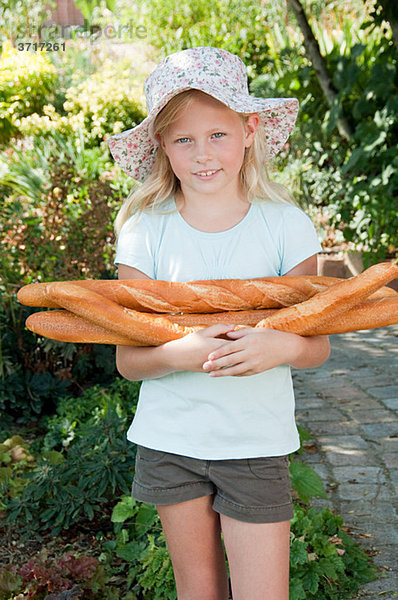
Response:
[194,138,213,163]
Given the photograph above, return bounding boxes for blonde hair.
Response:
[114,89,295,236]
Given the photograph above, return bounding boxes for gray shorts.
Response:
[132,445,294,524]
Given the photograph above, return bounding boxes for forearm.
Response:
[288,334,331,369]
[116,343,176,381]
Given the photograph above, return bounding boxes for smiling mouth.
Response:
[194,169,220,177]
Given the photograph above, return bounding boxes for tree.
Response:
[286,0,354,139]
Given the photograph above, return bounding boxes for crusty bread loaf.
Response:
[255,262,398,335]
[24,295,398,345]
[26,310,145,345]
[14,275,348,312]
[44,282,201,345]
[17,275,398,313]
[303,297,398,335]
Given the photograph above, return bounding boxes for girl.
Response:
[108,46,330,600]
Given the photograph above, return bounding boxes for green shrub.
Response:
[41,378,141,451]
[19,58,147,148]
[0,40,58,145]
[3,408,136,536]
[0,129,123,283]
[128,0,281,78]
[0,129,129,420]
[63,58,146,146]
[251,35,398,263]
[290,505,377,599]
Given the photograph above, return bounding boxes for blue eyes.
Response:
[175,132,225,144]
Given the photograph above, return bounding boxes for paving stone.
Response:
[338,501,398,523]
[351,523,398,545]
[368,385,398,399]
[344,524,398,553]
[295,396,324,408]
[382,453,398,468]
[336,397,384,410]
[355,375,398,389]
[381,397,398,411]
[305,420,361,435]
[360,423,398,441]
[316,435,370,449]
[358,576,398,595]
[335,482,393,501]
[388,469,398,493]
[325,451,380,466]
[331,466,386,484]
[296,408,344,422]
[372,545,398,570]
[347,409,397,423]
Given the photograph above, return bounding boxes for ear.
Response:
[154,132,165,149]
[244,113,260,148]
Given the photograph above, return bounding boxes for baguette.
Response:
[25,310,145,346]
[24,309,276,345]
[255,262,398,335]
[15,275,345,312]
[303,296,398,335]
[24,296,398,345]
[17,276,397,313]
[43,282,201,345]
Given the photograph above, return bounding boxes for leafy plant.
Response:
[0,550,111,599]
[251,26,398,262]
[3,409,136,535]
[0,129,126,420]
[124,0,277,79]
[0,435,37,511]
[19,58,146,149]
[41,378,141,452]
[104,496,176,599]
[0,39,58,145]
[289,461,328,504]
[289,505,377,599]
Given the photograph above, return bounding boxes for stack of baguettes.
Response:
[16,262,398,346]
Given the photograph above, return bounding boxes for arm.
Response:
[203,255,331,376]
[279,255,331,369]
[116,264,237,381]
[115,265,175,381]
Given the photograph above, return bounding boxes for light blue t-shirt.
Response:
[114,196,322,459]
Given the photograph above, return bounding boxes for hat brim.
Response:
[108,85,299,182]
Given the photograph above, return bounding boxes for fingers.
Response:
[201,323,236,337]
[225,326,252,338]
[203,349,247,372]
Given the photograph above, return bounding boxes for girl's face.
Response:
[158,93,259,201]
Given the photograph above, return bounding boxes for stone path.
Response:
[293,324,398,599]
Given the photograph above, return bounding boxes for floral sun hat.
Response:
[108,46,299,182]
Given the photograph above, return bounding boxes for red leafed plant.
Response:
[16,551,102,599]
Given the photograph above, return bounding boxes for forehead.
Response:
[168,92,242,130]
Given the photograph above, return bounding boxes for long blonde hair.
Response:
[114,89,295,235]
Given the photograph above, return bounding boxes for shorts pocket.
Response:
[137,445,167,463]
[247,455,289,480]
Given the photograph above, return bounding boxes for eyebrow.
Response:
[173,128,226,136]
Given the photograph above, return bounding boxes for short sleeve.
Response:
[114,212,155,278]
[279,206,322,275]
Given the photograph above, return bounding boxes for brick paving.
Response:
[293,324,398,599]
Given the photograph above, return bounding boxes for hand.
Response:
[162,323,238,373]
[201,326,299,377]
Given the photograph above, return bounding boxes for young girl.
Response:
[108,46,330,600]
